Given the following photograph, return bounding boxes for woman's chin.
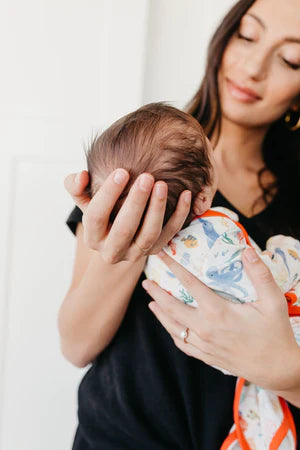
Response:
[220,103,267,129]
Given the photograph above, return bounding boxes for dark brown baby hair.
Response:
[84,102,212,228]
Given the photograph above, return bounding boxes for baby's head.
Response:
[84,102,217,228]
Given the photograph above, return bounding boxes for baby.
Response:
[84,102,300,306]
[84,102,300,449]
[84,102,215,227]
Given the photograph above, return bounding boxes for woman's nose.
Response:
[242,47,269,81]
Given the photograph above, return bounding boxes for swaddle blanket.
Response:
[145,207,300,450]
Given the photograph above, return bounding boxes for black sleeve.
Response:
[66,205,83,236]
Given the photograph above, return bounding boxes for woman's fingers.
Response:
[102,173,155,261]
[147,300,215,364]
[242,247,287,310]
[151,190,192,253]
[126,181,168,258]
[83,168,130,250]
[172,336,216,365]
[148,300,189,339]
[126,186,191,261]
[64,170,90,213]
[105,182,192,262]
[156,251,228,315]
[143,278,223,344]
[65,167,192,263]
[142,279,195,324]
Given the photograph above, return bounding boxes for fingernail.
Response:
[142,280,150,290]
[245,247,259,263]
[155,182,167,199]
[184,191,191,204]
[75,172,81,184]
[148,302,155,311]
[113,169,127,184]
[158,251,165,259]
[139,174,153,192]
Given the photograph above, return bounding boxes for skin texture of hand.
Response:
[64,169,191,263]
[142,247,300,398]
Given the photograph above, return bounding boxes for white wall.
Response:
[143,0,236,108]
[0,1,149,449]
[0,1,236,449]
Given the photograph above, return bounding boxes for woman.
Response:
[60,0,300,448]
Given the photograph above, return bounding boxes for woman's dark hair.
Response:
[186,0,300,238]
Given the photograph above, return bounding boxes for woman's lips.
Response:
[226,78,262,103]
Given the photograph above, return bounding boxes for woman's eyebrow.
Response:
[285,37,300,44]
[245,12,300,44]
[245,13,266,29]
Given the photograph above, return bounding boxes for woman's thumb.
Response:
[242,247,283,307]
[64,170,90,213]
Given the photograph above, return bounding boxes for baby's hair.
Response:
[84,102,212,227]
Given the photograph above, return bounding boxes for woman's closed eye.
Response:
[237,33,300,70]
[237,32,254,42]
[237,30,300,71]
[282,58,300,70]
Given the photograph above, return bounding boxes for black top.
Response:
[66,191,300,450]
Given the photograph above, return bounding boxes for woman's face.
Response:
[218,0,300,128]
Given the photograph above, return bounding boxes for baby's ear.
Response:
[192,188,212,216]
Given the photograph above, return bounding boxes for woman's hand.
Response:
[142,247,300,394]
[64,169,191,263]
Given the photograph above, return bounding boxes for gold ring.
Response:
[180,327,189,344]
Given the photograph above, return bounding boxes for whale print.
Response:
[197,218,219,248]
[206,260,248,298]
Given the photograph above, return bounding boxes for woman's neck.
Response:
[211,118,277,217]
[212,117,268,174]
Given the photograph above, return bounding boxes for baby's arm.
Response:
[58,222,146,367]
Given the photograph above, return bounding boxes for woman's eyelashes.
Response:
[282,58,300,70]
[237,32,254,42]
[237,31,300,70]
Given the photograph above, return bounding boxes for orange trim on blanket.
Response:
[196,209,299,449]
[269,397,296,449]
[233,378,252,450]
[285,398,297,447]
[220,429,238,449]
[285,292,300,316]
[195,210,252,246]
[234,379,297,450]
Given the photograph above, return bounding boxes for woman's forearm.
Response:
[58,251,145,367]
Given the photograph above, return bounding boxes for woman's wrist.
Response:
[270,345,300,408]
